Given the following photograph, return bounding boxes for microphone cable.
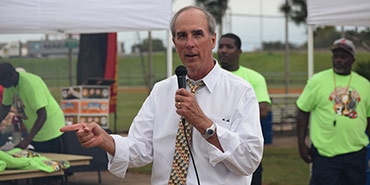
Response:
[182,118,201,185]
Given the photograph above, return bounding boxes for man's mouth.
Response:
[185,54,198,58]
[219,56,229,61]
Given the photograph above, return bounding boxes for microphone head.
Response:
[175,65,187,77]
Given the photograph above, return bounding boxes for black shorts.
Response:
[309,144,367,185]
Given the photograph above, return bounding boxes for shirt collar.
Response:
[186,59,220,93]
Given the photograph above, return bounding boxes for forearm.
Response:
[100,132,116,156]
[259,102,269,119]
[367,117,370,136]
[23,108,46,144]
[296,109,310,145]
[24,116,45,143]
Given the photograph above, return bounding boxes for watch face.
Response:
[207,129,214,135]
[203,123,216,139]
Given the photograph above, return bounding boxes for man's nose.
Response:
[185,37,195,48]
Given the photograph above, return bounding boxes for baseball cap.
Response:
[331,38,355,56]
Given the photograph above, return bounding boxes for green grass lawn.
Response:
[262,146,310,185]
[4,50,370,89]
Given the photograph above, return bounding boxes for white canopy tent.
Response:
[0,0,172,33]
[0,0,174,77]
[306,0,370,78]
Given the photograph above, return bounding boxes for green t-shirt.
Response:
[296,69,370,157]
[3,72,65,142]
[232,66,271,104]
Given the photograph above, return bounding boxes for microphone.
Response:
[175,65,187,89]
[175,65,187,124]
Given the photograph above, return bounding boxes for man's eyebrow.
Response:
[176,31,186,36]
[191,29,204,34]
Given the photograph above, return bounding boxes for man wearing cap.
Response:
[296,38,370,185]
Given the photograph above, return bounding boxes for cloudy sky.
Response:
[0,0,308,52]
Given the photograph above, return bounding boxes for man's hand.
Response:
[298,143,312,163]
[60,123,115,155]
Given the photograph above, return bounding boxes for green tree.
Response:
[195,0,229,36]
[279,0,307,26]
[354,61,370,81]
[346,28,370,52]
[131,38,165,52]
[263,41,298,50]
[313,26,341,48]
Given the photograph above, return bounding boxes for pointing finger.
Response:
[60,124,84,132]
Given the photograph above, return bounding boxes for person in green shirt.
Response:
[0,62,65,150]
[0,62,66,185]
[217,33,271,185]
[296,38,370,185]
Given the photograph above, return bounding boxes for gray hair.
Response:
[170,6,216,37]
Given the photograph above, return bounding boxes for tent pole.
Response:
[307,25,314,79]
[166,30,173,77]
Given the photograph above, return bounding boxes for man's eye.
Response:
[176,32,185,38]
[195,30,203,36]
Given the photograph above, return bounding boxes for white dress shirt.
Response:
[108,62,264,185]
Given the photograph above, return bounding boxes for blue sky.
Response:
[0,0,308,52]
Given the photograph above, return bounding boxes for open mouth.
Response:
[185,54,198,58]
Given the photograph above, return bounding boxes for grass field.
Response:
[4,50,370,89]
[2,50,369,184]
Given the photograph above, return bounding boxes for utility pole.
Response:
[284,0,290,94]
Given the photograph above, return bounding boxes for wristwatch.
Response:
[202,123,216,139]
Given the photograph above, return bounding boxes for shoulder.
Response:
[352,72,370,88]
[309,69,331,82]
[353,72,370,82]
[238,66,265,79]
[220,68,254,90]
[18,72,47,89]
[20,72,42,81]
[151,75,177,93]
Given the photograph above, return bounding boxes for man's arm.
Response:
[367,117,370,136]
[296,108,311,163]
[259,102,269,119]
[16,107,47,149]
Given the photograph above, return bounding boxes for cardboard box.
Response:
[61,85,110,100]
[79,100,109,114]
[60,100,79,114]
[64,115,78,126]
[61,85,110,129]
[64,115,109,128]
[79,115,109,128]
[60,100,109,114]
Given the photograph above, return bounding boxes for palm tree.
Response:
[279,0,307,26]
[279,0,306,93]
[195,0,229,36]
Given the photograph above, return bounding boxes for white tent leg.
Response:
[307,25,314,79]
[166,29,173,77]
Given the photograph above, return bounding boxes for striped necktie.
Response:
[168,80,204,185]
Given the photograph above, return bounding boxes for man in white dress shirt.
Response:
[61,6,263,185]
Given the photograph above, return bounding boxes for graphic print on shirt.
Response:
[329,86,360,119]
[13,93,28,120]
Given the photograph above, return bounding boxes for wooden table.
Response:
[0,153,92,181]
